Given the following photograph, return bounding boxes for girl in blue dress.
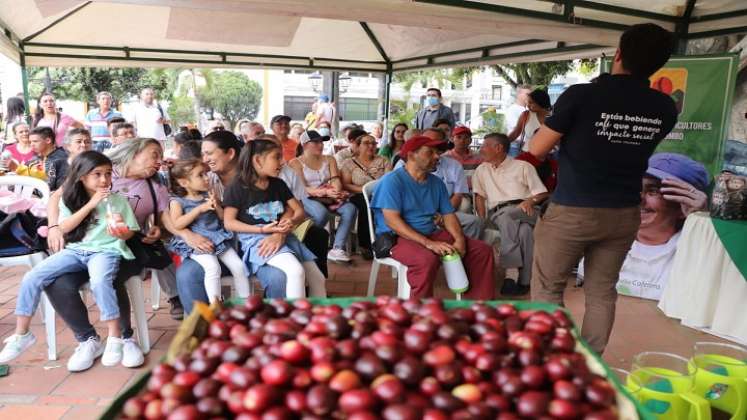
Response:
[223,139,326,298]
[167,158,250,303]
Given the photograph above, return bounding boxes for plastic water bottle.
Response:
[441,253,469,293]
[0,150,12,174]
[105,196,128,235]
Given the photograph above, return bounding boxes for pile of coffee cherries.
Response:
[121,297,620,419]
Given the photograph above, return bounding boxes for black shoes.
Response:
[169,297,184,321]
[501,279,530,296]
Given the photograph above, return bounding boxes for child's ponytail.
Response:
[61,151,113,243]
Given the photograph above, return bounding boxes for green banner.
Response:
[603,54,738,176]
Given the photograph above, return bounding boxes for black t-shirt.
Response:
[545,74,678,208]
[223,177,293,225]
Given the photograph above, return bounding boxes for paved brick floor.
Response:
[0,259,729,419]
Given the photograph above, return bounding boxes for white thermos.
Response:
[441,253,469,293]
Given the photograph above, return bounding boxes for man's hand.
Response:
[660,178,708,216]
[452,237,467,256]
[47,226,65,254]
[141,225,161,244]
[424,239,457,256]
[517,199,535,216]
[258,233,285,258]
[183,231,214,253]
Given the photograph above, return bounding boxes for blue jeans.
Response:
[302,198,357,249]
[16,249,121,321]
[176,258,288,314]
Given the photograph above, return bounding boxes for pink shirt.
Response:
[5,143,37,165]
[36,113,77,147]
[111,171,170,229]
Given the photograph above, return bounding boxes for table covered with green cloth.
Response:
[659,212,747,345]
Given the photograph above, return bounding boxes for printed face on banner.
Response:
[650,68,688,114]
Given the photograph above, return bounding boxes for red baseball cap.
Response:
[452,126,472,137]
[398,135,449,158]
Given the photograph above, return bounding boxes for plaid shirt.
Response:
[85,109,122,142]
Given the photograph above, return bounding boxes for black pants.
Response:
[42,259,141,342]
[303,225,329,277]
[349,193,372,250]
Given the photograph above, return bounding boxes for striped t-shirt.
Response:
[84,109,122,142]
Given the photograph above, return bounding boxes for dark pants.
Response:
[42,259,141,342]
[304,225,329,277]
[349,193,372,250]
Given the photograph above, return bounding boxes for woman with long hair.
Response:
[378,123,408,160]
[289,130,357,263]
[508,88,551,153]
[1,151,138,367]
[31,91,83,147]
[4,97,25,142]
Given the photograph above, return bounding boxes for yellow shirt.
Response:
[472,157,547,210]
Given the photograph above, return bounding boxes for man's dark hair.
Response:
[484,132,511,153]
[112,122,134,137]
[619,23,674,79]
[30,126,55,144]
[432,118,451,128]
[107,116,126,128]
[423,127,446,141]
[426,87,442,97]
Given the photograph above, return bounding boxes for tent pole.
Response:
[19,47,30,122]
[675,0,697,54]
[384,68,392,120]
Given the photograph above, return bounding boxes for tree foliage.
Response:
[494,59,598,89]
[27,67,180,106]
[197,71,262,129]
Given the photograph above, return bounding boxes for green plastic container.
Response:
[99,298,655,420]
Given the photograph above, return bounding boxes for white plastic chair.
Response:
[361,180,410,299]
[0,176,49,268]
[42,273,151,361]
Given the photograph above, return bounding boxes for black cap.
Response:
[270,115,291,125]
[300,130,330,144]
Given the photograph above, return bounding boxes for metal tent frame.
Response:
[0,0,743,117]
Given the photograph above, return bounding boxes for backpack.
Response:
[0,211,47,257]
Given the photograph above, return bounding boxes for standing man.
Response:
[529,23,677,354]
[84,91,122,152]
[129,88,170,141]
[473,133,548,296]
[270,115,298,162]
[415,88,455,130]
[504,84,532,134]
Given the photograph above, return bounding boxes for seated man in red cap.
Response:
[370,135,496,299]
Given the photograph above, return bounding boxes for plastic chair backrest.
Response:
[362,180,379,246]
[0,175,50,204]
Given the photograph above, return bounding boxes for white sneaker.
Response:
[67,337,104,372]
[101,336,125,367]
[327,248,351,262]
[0,332,36,363]
[121,337,144,368]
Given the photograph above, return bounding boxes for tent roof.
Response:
[0,0,744,73]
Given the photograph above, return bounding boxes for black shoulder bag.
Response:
[157,103,172,137]
[126,178,172,269]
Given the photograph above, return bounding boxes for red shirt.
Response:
[515,152,558,192]
[281,138,299,163]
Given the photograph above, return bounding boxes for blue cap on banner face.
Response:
[646,152,709,192]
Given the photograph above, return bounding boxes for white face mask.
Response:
[318,127,331,137]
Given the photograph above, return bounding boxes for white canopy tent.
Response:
[0,0,744,113]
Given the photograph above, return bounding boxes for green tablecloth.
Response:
[712,217,747,281]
